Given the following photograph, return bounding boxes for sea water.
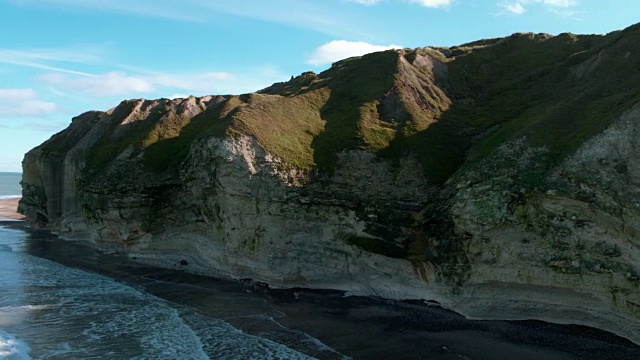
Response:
[0,173,21,197]
[0,225,325,359]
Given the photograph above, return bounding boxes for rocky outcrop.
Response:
[20,23,640,344]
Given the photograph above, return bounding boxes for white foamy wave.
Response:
[82,304,209,360]
[182,312,315,360]
[1,252,211,360]
[0,195,20,201]
[0,330,31,360]
[0,231,322,359]
[0,305,53,327]
[0,305,53,315]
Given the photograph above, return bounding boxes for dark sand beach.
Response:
[1,219,637,360]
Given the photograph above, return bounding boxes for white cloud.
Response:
[13,0,456,41]
[37,71,236,96]
[345,0,452,7]
[307,40,403,66]
[39,72,155,96]
[11,0,199,21]
[0,46,104,64]
[196,0,378,40]
[0,89,57,118]
[0,45,107,76]
[13,0,374,40]
[344,0,382,4]
[150,72,235,91]
[168,93,190,99]
[543,0,577,6]
[501,0,578,15]
[37,69,283,98]
[408,0,453,7]
[504,2,526,14]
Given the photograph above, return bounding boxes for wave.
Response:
[0,250,211,359]
[180,312,315,360]
[0,195,21,201]
[0,330,31,360]
[0,240,315,359]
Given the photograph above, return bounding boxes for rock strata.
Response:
[20,23,640,344]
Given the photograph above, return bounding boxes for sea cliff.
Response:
[20,24,640,344]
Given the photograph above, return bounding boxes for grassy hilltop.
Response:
[45,22,638,188]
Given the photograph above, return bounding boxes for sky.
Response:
[1,0,639,172]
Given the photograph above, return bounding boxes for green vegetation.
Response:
[83,23,640,190]
[445,26,640,178]
[85,99,171,174]
[232,91,329,170]
[312,51,400,170]
[85,97,245,176]
[143,96,243,173]
[39,111,102,157]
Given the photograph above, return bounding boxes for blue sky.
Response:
[1,0,639,172]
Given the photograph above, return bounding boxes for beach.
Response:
[0,221,638,359]
[0,197,24,221]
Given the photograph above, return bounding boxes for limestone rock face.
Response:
[19,24,640,345]
[445,105,640,343]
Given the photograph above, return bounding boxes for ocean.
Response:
[0,173,21,198]
[1,172,639,359]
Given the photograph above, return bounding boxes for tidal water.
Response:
[1,174,639,359]
[0,172,21,197]
[0,225,333,359]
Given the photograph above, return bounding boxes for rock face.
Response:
[20,24,640,344]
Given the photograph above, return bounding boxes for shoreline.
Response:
[0,196,25,221]
[2,222,640,358]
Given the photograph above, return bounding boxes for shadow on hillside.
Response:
[310,50,471,185]
[311,51,399,172]
[143,97,241,173]
[380,113,469,185]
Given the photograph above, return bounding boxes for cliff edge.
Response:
[20,24,640,344]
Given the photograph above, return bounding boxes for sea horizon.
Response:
[0,172,22,198]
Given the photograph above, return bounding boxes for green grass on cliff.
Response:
[232,91,329,170]
[229,50,431,172]
[312,51,401,170]
[92,51,416,175]
[452,26,640,174]
[85,97,243,175]
[83,23,640,189]
[143,96,242,173]
[85,99,159,173]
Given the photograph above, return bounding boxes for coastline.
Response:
[3,208,640,358]
[0,196,24,221]
[4,224,639,359]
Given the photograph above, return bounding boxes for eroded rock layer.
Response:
[20,24,640,344]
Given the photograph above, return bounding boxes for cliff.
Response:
[20,23,640,344]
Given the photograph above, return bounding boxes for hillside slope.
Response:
[19,23,640,344]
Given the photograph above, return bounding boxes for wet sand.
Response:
[0,197,25,220]
[6,223,639,360]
